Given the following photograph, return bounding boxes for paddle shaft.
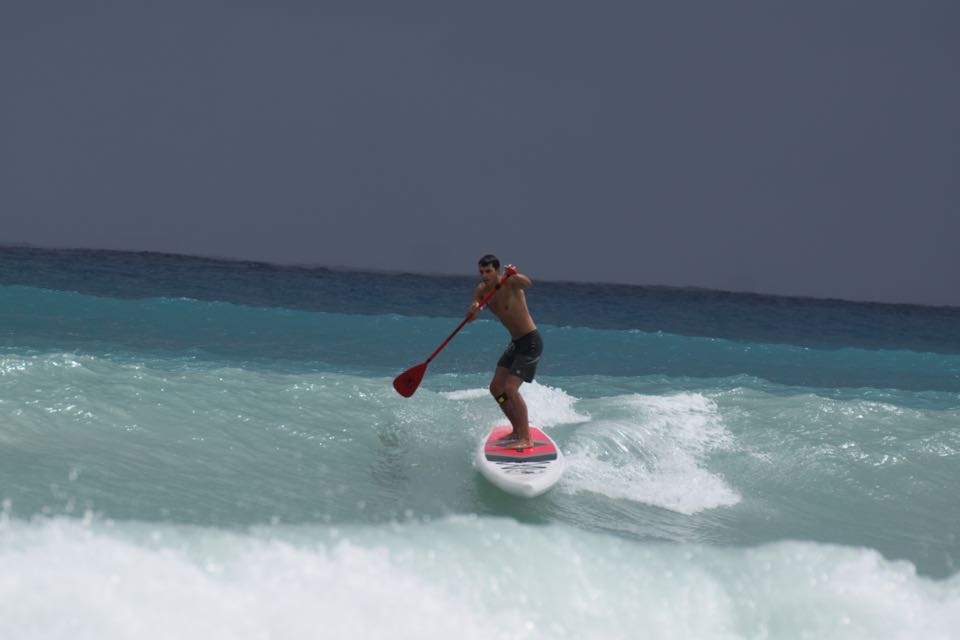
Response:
[425,273,511,364]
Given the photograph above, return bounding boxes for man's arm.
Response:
[504,264,532,289]
[465,283,485,322]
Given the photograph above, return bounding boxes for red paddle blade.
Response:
[393,361,428,397]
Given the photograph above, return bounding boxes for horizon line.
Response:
[2,241,957,312]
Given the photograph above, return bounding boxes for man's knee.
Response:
[491,376,520,405]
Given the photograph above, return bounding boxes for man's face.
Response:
[479,264,498,285]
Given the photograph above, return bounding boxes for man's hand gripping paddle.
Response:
[393,268,515,397]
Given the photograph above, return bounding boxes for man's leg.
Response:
[490,367,531,447]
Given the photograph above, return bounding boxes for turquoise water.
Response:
[1,247,959,639]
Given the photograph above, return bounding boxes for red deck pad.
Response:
[484,425,557,462]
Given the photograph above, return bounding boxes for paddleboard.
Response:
[476,425,564,497]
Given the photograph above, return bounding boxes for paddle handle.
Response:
[425,272,511,364]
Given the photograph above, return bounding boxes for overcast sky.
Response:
[2,1,958,306]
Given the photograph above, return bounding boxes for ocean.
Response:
[1,246,958,639]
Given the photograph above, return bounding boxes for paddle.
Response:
[393,271,513,397]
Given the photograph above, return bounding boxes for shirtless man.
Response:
[466,254,543,450]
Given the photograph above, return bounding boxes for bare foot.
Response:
[510,439,534,450]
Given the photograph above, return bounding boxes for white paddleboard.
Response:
[476,425,564,497]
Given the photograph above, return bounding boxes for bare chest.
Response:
[488,289,525,317]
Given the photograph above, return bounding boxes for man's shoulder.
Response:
[505,277,529,292]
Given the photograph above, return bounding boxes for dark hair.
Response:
[478,254,500,270]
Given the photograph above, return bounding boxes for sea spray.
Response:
[561,393,741,514]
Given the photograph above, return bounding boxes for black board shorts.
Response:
[496,330,543,382]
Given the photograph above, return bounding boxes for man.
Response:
[466,254,543,450]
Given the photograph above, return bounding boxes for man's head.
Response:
[478,254,500,284]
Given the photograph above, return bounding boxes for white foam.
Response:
[0,519,511,640]
[561,393,741,514]
[440,388,489,401]
[441,381,590,429]
[522,382,592,428]
[1,517,958,640]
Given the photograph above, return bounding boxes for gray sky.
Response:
[2,1,958,306]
